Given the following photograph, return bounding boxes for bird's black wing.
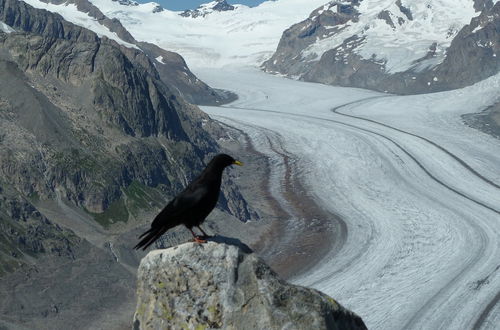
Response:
[134,184,208,250]
[151,180,209,225]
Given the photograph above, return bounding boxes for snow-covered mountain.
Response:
[263,0,500,94]
[80,0,330,68]
[180,0,235,18]
[25,0,499,94]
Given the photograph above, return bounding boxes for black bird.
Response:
[134,153,243,250]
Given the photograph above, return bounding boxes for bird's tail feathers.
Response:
[134,227,167,251]
[138,227,153,239]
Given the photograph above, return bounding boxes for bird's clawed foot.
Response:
[190,227,213,243]
[192,236,207,244]
[196,225,213,240]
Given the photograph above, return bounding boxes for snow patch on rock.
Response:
[20,0,140,49]
[0,20,15,33]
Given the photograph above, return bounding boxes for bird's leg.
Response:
[197,225,213,239]
[189,228,207,244]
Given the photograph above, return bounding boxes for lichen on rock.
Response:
[134,240,367,330]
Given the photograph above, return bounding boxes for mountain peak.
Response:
[180,0,235,18]
[112,0,138,6]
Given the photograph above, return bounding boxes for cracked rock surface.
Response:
[134,241,367,330]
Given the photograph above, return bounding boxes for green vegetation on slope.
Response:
[88,181,166,228]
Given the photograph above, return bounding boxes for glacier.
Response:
[197,67,500,329]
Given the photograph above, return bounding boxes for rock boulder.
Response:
[134,241,367,330]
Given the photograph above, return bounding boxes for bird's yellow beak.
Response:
[233,160,243,166]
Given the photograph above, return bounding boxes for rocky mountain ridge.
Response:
[21,0,230,105]
[263,0,500,94]
[1,0,253,223]
[0,0,255,327]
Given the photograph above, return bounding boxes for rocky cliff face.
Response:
[263,0,500,94]
[134,241,367,330]
[1,0,201,214]
[429,2,500,91]
[24,0,229,105]
[0,182,78,275]
[0,0,252,219]
[137,41,236,105]
[0,0,255,327]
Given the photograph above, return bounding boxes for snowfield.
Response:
[196,67,500,329]
[87,0,329,68]
[21,0,328,67]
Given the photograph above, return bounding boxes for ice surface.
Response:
[197,67,500,330]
